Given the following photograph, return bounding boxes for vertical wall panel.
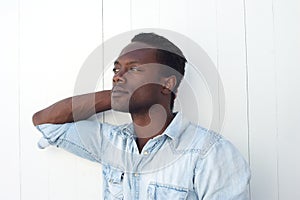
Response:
[185,0,219,131]
[275,0,300,199]
[20,0,103,199]
[216,0,249,160]
[131,0,159,29]
[159,0,189,34]
[245,0,279,199]
[103,0,131,40]
[0,1,21,199]
[186,0,218,64]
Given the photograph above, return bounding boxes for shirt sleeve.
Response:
[35,118,114,164]
[194,138,251,200]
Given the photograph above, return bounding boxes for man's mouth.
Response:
[112,87,129,97]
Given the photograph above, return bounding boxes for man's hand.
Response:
[32,90,111,126]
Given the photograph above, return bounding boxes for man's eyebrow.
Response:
[113,60,140,66]
[113,60,120,66]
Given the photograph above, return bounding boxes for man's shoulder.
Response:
[174,122,224,157]
[181,122,245,162]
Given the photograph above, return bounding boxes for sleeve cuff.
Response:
[37,137,50,149]
[35,123,71,149]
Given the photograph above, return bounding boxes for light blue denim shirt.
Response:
[36,112,250,200]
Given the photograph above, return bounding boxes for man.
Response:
[33,33,250,199]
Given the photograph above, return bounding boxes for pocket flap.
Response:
[148,183,188,199]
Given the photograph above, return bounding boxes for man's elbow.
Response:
[32,112,42,126]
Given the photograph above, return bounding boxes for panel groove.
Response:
[18,0,22,199]
[130,0,132,30]
[242,0,252,199]
[215,0,221,132]
[101,0,105,123]
[271,0,280,199]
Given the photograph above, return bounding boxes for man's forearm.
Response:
[32,90,111,126]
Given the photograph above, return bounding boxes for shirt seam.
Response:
[56,138,102,163]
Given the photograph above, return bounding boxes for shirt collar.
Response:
[120,112,190,140]
[120,123,134,137]
[162,112,190,140]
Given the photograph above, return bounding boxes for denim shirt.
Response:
[36,112,250,200]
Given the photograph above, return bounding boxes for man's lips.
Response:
[112,87,129,97]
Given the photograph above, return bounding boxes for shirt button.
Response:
[143,151,149,155]
[134,173,139,177]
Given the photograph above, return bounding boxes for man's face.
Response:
[111,42,165,113]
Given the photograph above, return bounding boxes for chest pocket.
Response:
[103,167,124,199]
[147,182,188,200]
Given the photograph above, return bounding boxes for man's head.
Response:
[111,32,187,113]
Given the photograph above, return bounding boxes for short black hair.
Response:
[131,32,187,111]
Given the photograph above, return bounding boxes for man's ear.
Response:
[161,75,177,95]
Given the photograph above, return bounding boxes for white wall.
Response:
[1,0,299,199]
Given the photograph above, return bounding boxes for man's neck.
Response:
[130,104,175,153]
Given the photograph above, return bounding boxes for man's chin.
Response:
[111,108,129,113]
[111,104,129,113]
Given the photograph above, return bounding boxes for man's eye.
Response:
[113,68,120,74]
[129,66,140,72]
